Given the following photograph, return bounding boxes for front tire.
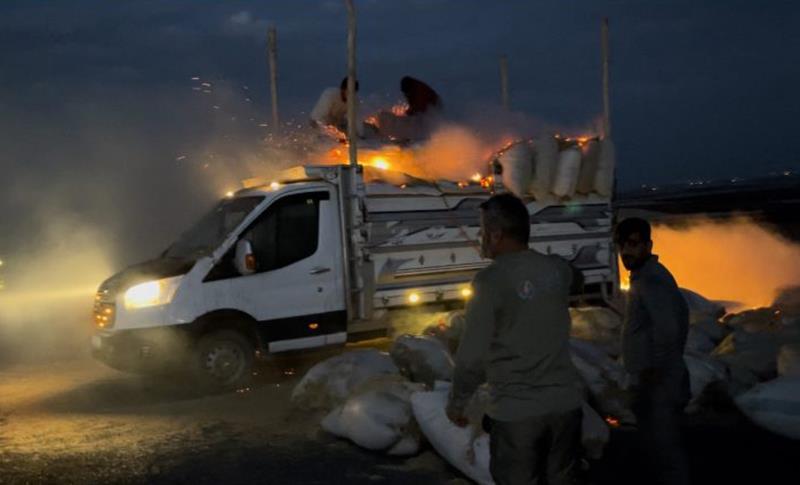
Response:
[194,330,254,391]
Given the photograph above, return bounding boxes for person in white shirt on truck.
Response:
[310,77,358,134]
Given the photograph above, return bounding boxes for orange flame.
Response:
[391,102,409,117]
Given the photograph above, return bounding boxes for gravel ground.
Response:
[0,349,458,485]
[1,345,798,485]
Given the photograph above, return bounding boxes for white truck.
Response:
[92,158,618,389]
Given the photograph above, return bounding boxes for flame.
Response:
[619,264,630,292]
[390,101,409,117]
[320,124,347,141]
[370,156,390,170]
[316,125,500,182]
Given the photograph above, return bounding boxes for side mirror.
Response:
[235,239,257,275]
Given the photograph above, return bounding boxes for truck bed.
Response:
[362,182,615,309]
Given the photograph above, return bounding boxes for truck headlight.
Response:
[124,276,182,309]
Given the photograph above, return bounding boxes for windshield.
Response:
[163,196,264,260]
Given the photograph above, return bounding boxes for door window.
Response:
[204,192,326,281]
[245,192,323,272]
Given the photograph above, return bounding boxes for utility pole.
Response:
[267,26,279,128]
[345,0,358,166]
[601,18,611,138]
[499,55,510,110]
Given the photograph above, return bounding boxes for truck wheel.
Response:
[195,330,254,391]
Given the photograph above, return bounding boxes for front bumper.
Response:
[91,327,191,374]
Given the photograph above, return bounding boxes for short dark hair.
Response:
[480,193,530,244]
[340,77,359,91]
[614,217,651,245]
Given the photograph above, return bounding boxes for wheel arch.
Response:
[189,309,262,351]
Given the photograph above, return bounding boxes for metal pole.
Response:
[268,26,279,128]
[499,55,510,110]
[601,18,611,138]
[345,0,358,166]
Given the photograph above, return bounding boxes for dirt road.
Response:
[0,350,457,484]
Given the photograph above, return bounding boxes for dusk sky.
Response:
[2,1,799,263]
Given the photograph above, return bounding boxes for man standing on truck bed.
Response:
[310,77,358,135]
[615,217,690,485]
[446,193,583,485]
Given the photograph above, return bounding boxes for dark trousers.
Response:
[488,408,582,485]
[631,392,691,485]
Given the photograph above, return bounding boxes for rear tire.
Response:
[194,330,254,391]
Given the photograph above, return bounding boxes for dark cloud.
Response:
[1,1,799,265]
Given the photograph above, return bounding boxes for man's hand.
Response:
[446,402,469,428]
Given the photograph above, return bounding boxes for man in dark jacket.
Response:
[615,217,691,485]
[447,194,583,485]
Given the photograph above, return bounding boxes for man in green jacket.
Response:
[446,193,583,485]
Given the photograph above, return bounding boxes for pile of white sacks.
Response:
[291,286,800,483]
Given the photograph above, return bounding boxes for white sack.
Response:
[390,334,454,387]
[684,352,728,400]
[412,384,611,483]
[712,328,784,380]
[686,326,717,354]
[497,141,533,197]
[552,147,582,198]
[594,138,615,196]
[691,317,728,343]
[321,376,424,455]
[291,349,399,410]
[773,285,800,317]
[529,135,559,198]
[777,343,800,377]
[735,376,800,440]
[569,306,622,354]
[576,140,600,194]
[570,340,633,423]
[411,384,494,485]
[680,288,726,324]
[721,307,783,333]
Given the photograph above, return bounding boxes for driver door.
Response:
[202,189,346,352]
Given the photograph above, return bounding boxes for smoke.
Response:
[650,218,800,309]
[0,211,115,366]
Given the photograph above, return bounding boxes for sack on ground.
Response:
[681,288,726,324]
[291,349,399,410]
[684,352,728,402]
[569,339,633,423]
[390,334,454,387]
[411,383,494,485]
[712,328,785,380]
[735,376,800,440]
[569,307,622,354]
[777,343,800,377]
[686,326,717,354]
[321,375,424,455]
